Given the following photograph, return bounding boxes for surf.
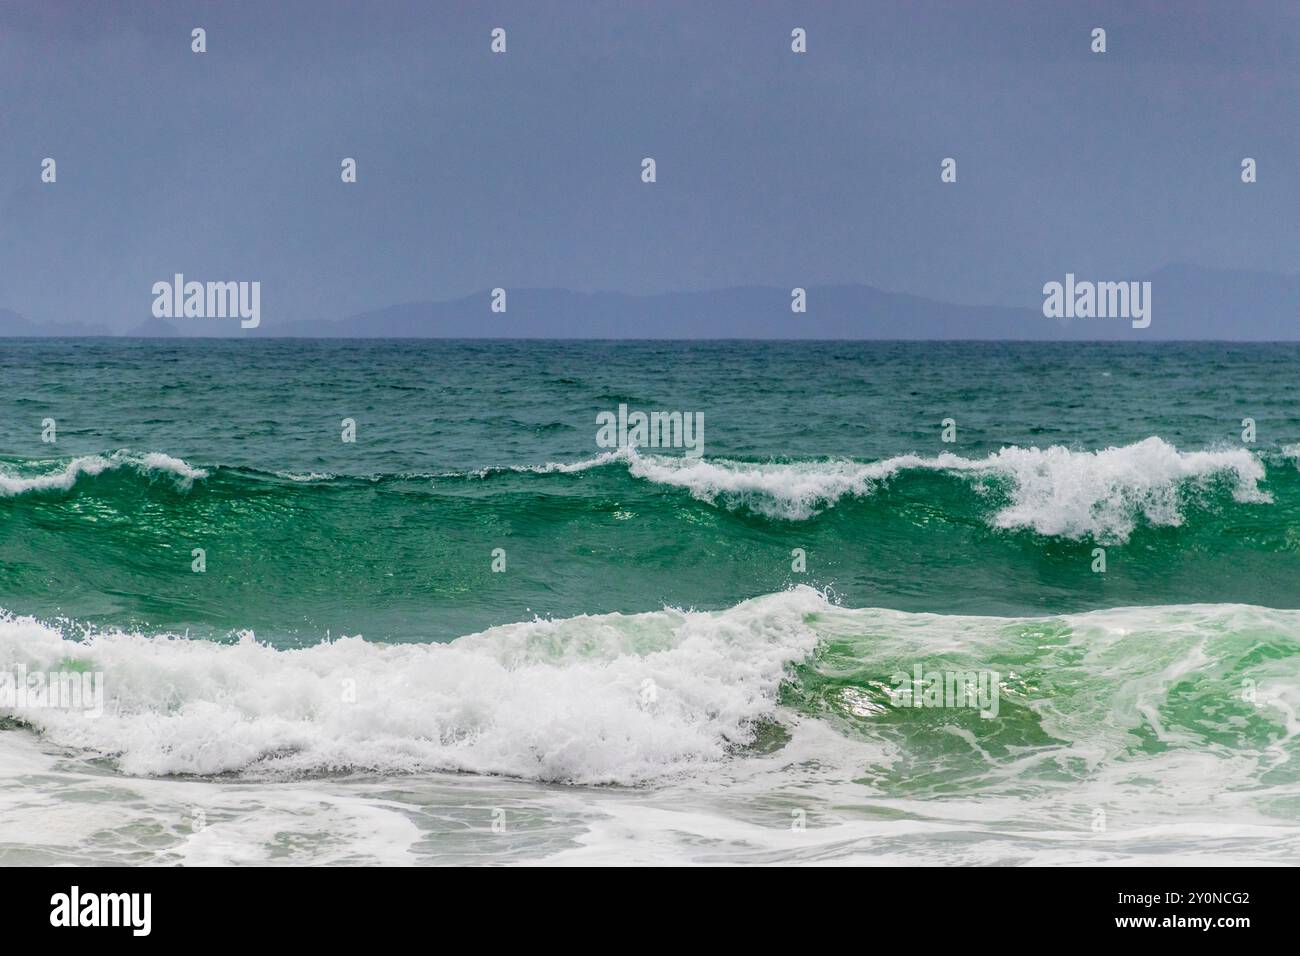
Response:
[4,438,1300,644]
[615,437,1272,535]
[4,437,1274,539]
[0,450,207,496]
[2,589,1297,793]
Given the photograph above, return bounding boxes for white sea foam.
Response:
[978,438,1269,540]
[465,449,628,478]
[0,450,207,496]
[2,596,1298,864]
[619,438,1271,539]
[624,450,922,520]
[275,470,337,482]
[515,449,628,474]
[0,588,828,782]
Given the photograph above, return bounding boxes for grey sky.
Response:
[1,0,1297,332]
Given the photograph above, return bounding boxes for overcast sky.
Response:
[1,0,1297,331]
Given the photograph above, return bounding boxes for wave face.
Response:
[2,589,1297,791]
[0,437,1273,538]
[2,438,1297,641]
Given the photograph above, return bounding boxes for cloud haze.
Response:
[1,0,1296,333]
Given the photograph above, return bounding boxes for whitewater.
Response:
[2,588,1298,864]
[4,339,1300,865]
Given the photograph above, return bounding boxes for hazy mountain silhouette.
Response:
[267,287,1044,339]
[2,265,1297,340]
[0,308,112,337]
[263,265,1300,340]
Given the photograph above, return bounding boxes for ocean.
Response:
[1,339,1298,864]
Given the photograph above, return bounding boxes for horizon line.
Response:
[6,336,1300,345]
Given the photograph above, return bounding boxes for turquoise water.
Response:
[1,340,1298,864]
[4,340,1300,640]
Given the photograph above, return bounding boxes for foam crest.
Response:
[467,449,628,478]
[623,438,1271,539]
[0,588,828,783]
[979,438,1269,540]
[0,450,207,496]
[625,452,916,520]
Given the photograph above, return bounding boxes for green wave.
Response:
[2,443,1299,643]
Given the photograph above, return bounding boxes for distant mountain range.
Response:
[2,264,1296,340]
[0,309,115,337]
